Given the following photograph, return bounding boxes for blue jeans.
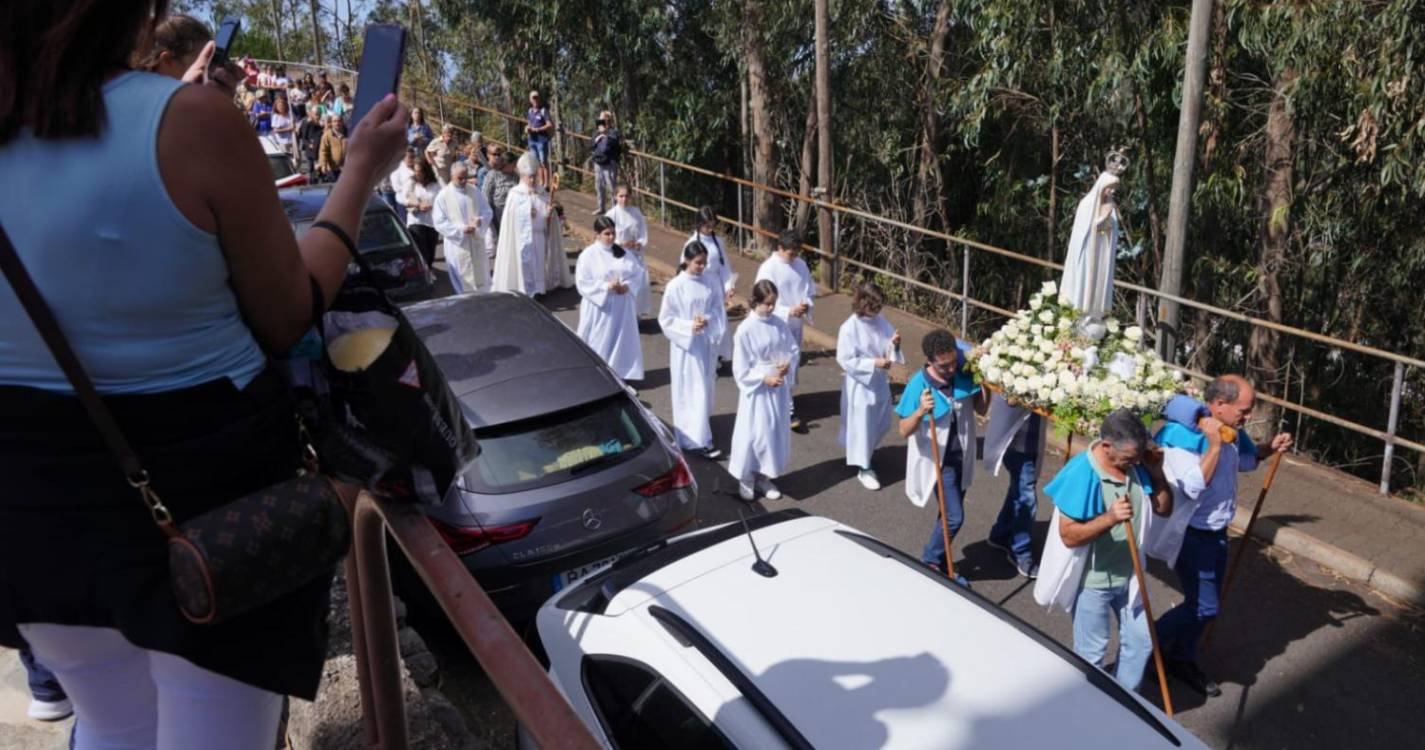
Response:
[1156,526,1228,661]
[1073,585,1152,691]
[20,647,66,702]
[920,449,965,568]
[528,139,550,166]
[989,447,1039,560]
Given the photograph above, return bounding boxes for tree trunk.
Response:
[269,0,286,61]
[744,0,777,255]
[911,0,952,235]
[1248,67,1297,429]
[1201,0,1229,168]
[814,0,835,287]
[794,93,817,238]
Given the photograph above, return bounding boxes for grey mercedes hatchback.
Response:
[398,292,698,619]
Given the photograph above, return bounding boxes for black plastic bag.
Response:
[319,275,477,505]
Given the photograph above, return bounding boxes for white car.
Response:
[530,510,1207,750]
[259,134,306,188]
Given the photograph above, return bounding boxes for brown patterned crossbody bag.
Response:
[0,224,350,625]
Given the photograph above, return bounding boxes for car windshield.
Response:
[294,210,410,254]
[462,394,654,494]
[267,154,295,181]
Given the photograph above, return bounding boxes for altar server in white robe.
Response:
[837,282,903,490]
[727,280,798,502]
[755,229,815,430]
[492,151,554,296]
[432,162,494,293]
[575,217,644,382]
[605,183,652,316]
[659,242,724,458]
[689,206,737,364]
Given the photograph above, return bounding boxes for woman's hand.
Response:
[692,317,708,333]
[763,374,785,388]
[344,94,409,184]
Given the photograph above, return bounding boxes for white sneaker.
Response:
[27,697,73,722]
[738,481,756,502]
[758,478,783,501]
[856,469,882,491]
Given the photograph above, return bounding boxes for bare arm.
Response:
[1058,500,1133,548]
[897,389,936,439]
[159,86,407,353]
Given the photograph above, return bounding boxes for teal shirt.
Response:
[1082,450,1144,590]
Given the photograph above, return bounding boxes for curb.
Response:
[1228,506,1425,607]
[565,213,1425,609]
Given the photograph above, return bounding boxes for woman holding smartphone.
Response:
[0,3,408,746]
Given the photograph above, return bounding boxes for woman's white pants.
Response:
[17,623,283,750]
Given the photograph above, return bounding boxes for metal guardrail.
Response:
[259,58,1422,495]
[340,488,601,750]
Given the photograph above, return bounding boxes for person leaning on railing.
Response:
[0,2,408,748]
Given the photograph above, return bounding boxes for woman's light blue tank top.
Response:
[0,71,267,394]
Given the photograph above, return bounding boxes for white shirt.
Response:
[404,181,439,228]
[1164,441,1258,531]
[390,163,414,204]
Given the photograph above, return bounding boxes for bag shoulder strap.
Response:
[0,224,147,482]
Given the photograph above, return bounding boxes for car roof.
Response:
[258,134,287,156]
[278,184,390,222]
[400,293,625,429]
[548,513,1201,749]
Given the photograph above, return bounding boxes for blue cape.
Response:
[1155,394,1257,457]
[895,340,979,422]
[1044,451,1154,521]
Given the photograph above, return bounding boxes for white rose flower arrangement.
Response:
[969,280,1183,435]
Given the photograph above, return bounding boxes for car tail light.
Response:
[429,517,540,556]
[633,456,694,497]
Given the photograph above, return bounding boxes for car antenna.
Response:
[736,509,778,578]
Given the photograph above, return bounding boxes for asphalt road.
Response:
[425,264,1425,750]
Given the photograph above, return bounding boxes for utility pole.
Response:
[308,0,323,66]
[269,0,286,62]
[1156,0,1213,361]
[813,0,836,288]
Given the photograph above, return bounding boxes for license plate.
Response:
[552,554,623,592]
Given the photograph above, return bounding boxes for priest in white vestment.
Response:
[432,162,494,293]
[659,243,725,458]
[836,282,903,491]
[575,217,644,382]
[492,152,555,296]
[1060,169,1121,318]
[727,280,798,503]
[605,186,652,316]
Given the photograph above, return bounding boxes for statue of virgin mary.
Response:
[1060,150,1128,319]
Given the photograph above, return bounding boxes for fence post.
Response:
[960,246,970,335]
[736,187,745,255]
[1381,362,1405,494]
[659,162,667,225]
[831,209,841,291]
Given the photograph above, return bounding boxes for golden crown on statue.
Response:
[1106,147,1130,176]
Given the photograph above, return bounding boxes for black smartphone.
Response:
[350,23,407,128]
[212,16,240,68]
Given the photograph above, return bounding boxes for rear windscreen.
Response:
[267,154,295,181]
[462,395,654,494]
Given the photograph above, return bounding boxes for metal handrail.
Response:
[260,58,1421,491]
[342,488,601,750]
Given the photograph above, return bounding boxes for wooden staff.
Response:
[1202,449,1286,649]
[926,408,957,580]
[1123,510,1175,717]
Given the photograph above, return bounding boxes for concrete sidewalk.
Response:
[558,187,1425,607]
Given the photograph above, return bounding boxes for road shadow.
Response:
[792,388,842,425]
[778,457,855,502]
[1151,543,1407,745]
[637,366,672,392]
[540,287,581,312]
